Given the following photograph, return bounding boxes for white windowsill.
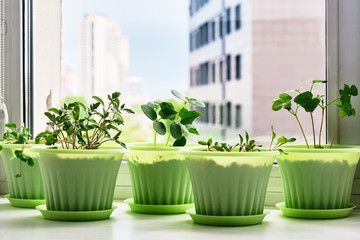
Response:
[0,197,359,239]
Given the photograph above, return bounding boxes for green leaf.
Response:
[141,104,157,121]
[44,112,57,122]
[350,85,358,96]
[185,124,199,135]
[153,121,166,135]
[312,80,326,84]
[271,125,276,142]
[170,123,182,140]
[188,98,206,108]
[198,141,207,145]
[112,92,121,99]
[5,123,17,129]
[48,108,60,115]
[159,102,177,120]
[92,96,104,106]
[171,90,187,102]
[173,136,186,146]
[279,93,292,102]
[294,91,320,112]
[179,108,202,124]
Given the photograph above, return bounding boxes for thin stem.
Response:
[294,114,309,148]
[153,130,157,147]
[310,113,316,148]
[165,133,171,147]
[330,117,343,149]
[324,97,340,108]
[319,107,325,147]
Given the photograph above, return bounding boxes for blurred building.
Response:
[79,14,129,101]
[188,0,325,141]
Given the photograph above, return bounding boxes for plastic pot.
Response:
[276,145,360,209]
[180,147,277,216]
[125,143,193,205]
[31,146,128,211]
[1,144,44,200]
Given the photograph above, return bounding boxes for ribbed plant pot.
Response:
[125,143,193,205]
[1,144,45,203]
[180,147,277,216]
[31,146,128,212]
[276,145,360,210]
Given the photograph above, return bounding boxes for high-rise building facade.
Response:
[188,0,325,141]
[79,14,129,101]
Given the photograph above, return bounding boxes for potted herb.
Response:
[180,128,292,226]
[124,90,204,214]
[31,92,133,221]
[272,80,360,219]
[0,123,45,208]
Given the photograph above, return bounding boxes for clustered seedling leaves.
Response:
[272,80,358,148]
[199,127,294,153]
[1,123,34,178]
[36,92,134,150]
[141,90,205,147]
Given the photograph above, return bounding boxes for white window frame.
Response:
[1,0,360,206]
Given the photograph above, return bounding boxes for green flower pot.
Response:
[31,146,128,211]
[276,145,360,210]
[125,143,193,205]
[1,144,45,202]
[180,147,277,216]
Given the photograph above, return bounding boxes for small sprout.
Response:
[2,123,34,178]
[272,80,358,149]
[36,92,133,150]
[143,90,205,147]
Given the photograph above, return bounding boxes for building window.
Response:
[226,55,231,81]
[212,20,216,41]
[235,4,241,30]
[220,104,224,125]
[235,104,241,128]
[226,8,231,34]
[219,16,223,38]
[204,102,209,123]
[190,69,193,86]
[235,54,241,80]
[227,102,232,127]
[212,63,216,83]
[219,60,223,82]
[212,104,216,124]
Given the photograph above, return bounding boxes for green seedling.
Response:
[141,90,205,147]
[2,123,34,178]
[36,92,134,150]
[199,126,294,153]
[272,80,357,148]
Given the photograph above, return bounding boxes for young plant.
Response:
[272,80,357,148]
[141,90,205,147]
[199,127,294,153]
[1,123,34,178]
[36,92,134,150]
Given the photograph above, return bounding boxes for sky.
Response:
[62,0,189,99]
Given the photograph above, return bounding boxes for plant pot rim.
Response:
[0,142,39,149]
[279,144,360,153]
[29,145,129,154]
[179,146,279,157]
[127,142,198,152]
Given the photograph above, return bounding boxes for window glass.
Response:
[59,0,326,144]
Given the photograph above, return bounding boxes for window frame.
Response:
[2,0,360,207]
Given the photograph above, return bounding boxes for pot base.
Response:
[6,194,45,208]
[276,202,356,219]
[186,208,270,226]
[36,204,117,221]
[125,198,194,214]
